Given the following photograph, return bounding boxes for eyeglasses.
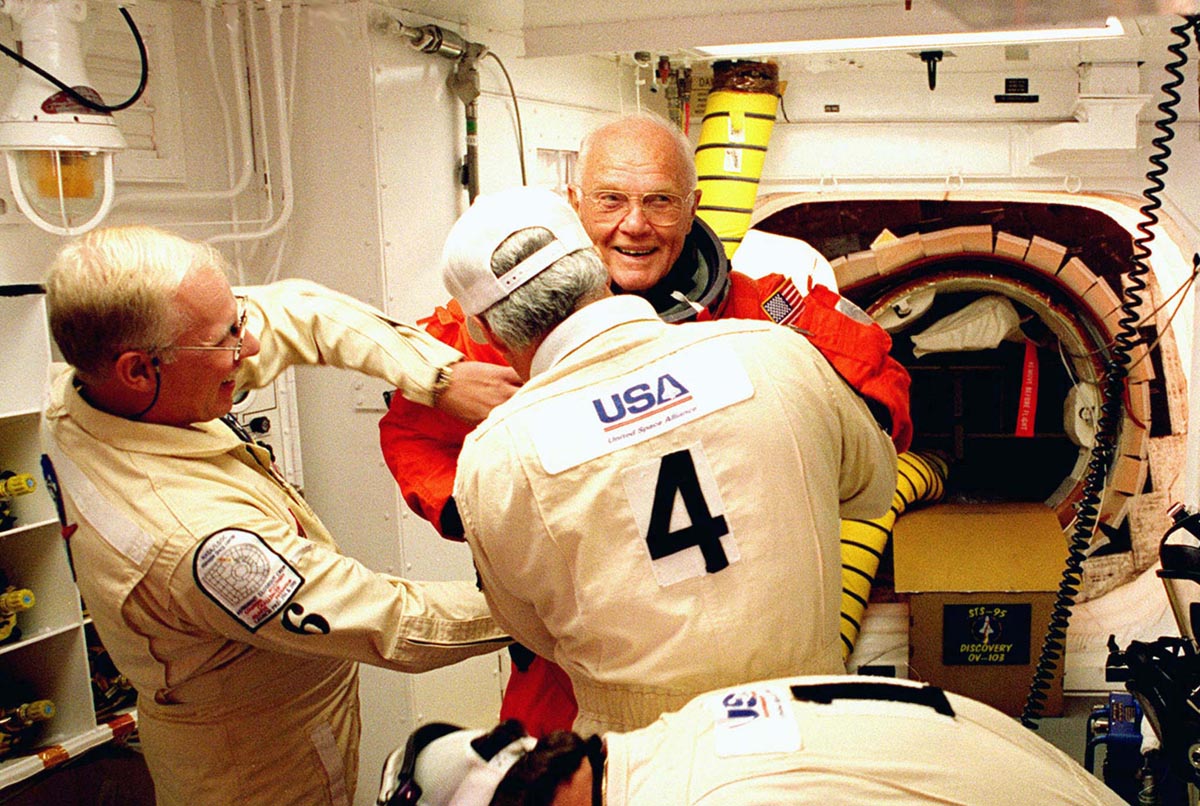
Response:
[171,298,249,362]
[578,188,694,225]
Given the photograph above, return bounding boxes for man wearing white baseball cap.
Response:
[446,185,898,736]
[381,115,912,739]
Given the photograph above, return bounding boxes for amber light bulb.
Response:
[29,149,97,199]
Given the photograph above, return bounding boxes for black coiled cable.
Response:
[1020,14,1200,729]
[0,7,147,114]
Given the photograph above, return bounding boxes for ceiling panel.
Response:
[520,0,1200,57]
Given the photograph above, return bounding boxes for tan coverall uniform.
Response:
[43,279,509,806]
[455,296,897,735]
[604,674,1126,805]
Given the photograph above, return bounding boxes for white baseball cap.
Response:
[441,186,595,315]
[410,726,535,806]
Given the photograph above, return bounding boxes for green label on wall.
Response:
[942,603,1031,665]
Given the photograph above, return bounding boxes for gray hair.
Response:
[577,111,697,191]
[45,225,231,383]
[481,227,609,350]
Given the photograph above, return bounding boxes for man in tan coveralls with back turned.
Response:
[446,187,898,736]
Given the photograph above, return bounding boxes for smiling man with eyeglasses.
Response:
[41,225,516,806]
[132,295,252,424]
[568,124,702,303]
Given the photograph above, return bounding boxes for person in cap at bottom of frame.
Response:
[377,674,1126,806]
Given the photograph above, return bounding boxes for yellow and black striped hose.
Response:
[694,60,779,260]
[840,451,949,661]
[690,63,941,664]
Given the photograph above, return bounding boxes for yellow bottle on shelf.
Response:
[0,473,36,502]
[0,471,37,531]
[0,699,55,759]
[0,582,35,644]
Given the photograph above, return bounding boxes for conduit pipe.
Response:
[114,1,257,210]
[177,0,294,232]
[840,451,949,660]
[209,0,294,244]
[694,59,778,259]
[115,0,299,246]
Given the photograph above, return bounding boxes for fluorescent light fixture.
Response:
[0,0,126,236]
[696,16,1125,58]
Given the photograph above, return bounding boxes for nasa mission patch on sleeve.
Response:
[193,528,303,632]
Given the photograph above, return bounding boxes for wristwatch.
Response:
[431,361,457,407]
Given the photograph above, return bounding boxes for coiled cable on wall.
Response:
[840,451,948,660]
[1020,15,1198,728]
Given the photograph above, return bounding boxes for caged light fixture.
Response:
[0,0,146,235]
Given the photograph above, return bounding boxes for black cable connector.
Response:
[920,50,943,91]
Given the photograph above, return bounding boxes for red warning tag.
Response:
[1016,340,1039,437]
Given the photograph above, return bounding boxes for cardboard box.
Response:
[893,503,1069,716]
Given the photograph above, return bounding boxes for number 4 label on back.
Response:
[621,443,740,587]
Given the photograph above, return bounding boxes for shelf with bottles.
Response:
[0,522,81,653]
[0,641,136,789]
[0,629,89,780]
[0,416,56,536]
[0,534,138,793]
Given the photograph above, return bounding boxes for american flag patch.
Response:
[762,278,803,325]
